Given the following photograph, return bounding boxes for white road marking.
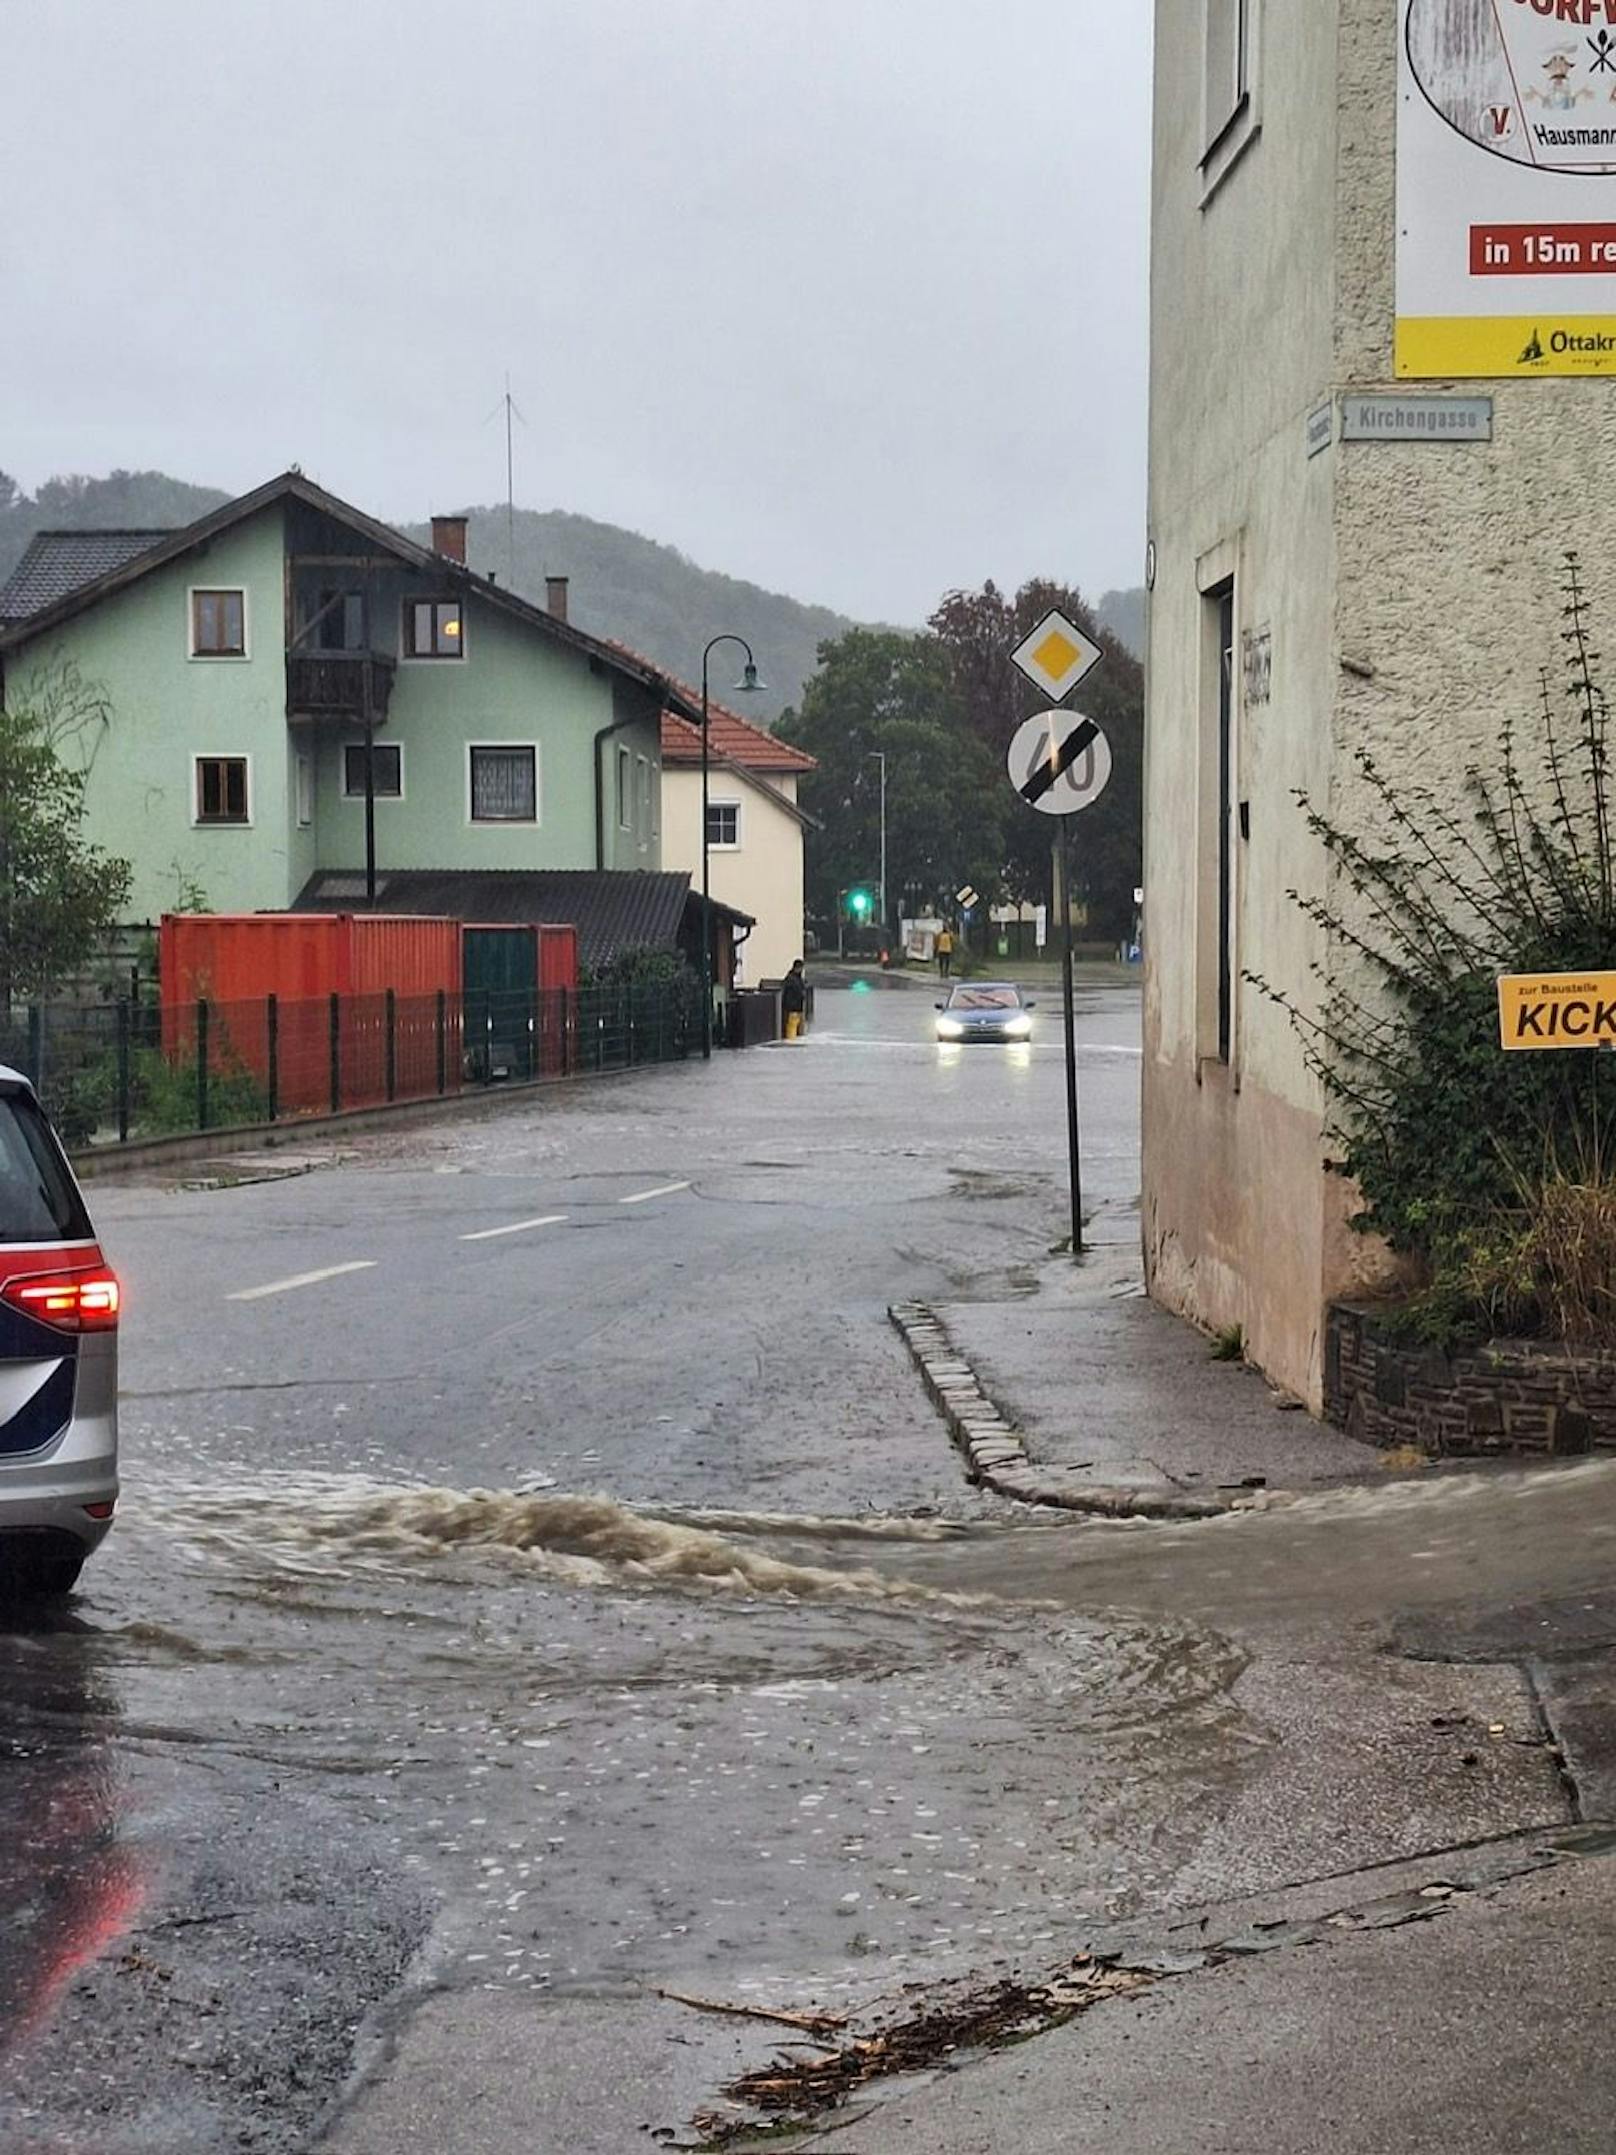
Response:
[227,1261,378,1302]
[460,1214,568,1242]
[619,1181,692,1205]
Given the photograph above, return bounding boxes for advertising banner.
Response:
[1399,0,1616,377]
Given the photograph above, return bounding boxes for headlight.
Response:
[936,1017,965,1038]
[1003,1015,1032,1036]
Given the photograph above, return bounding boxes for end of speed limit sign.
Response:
[1007,710,1112,816]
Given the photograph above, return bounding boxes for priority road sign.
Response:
[1007,710,1112,817]
[1498,970,1616,1050]
[1010,610,1104,704]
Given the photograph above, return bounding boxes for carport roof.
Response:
[291,868,751,970]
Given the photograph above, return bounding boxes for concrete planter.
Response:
[1324,1301,1616,1457]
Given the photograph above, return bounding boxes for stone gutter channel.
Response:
[888,1299,1246,1521]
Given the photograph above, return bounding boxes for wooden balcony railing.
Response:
[286,651,397,722]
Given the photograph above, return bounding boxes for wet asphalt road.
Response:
[1,977,1612,2152]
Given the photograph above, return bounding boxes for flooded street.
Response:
[0,983,1602,2151]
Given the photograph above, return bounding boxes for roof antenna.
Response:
[484,375,526,589]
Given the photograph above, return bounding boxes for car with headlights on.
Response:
[934,982,1035,1042]
[0,1066,119,1599]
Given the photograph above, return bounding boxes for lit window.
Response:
[192,589,245,657]
[406,599,464,658]
[470,745,537,822]
[196,756,249,824]
[707,801,740,848]
[343,743,403,798]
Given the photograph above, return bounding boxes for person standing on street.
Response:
[936,925,955,980]
[781,958,808,1041]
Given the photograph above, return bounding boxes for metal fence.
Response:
[0,979,704,1151]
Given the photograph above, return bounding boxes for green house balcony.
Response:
[286,651,397,725]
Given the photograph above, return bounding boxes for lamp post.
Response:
[867,750,887,944]
[700,634,766,1059]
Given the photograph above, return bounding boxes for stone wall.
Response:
[1324,1304,1616,1458]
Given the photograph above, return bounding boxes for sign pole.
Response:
[1053,821,1083,1255]
[1004,608,1109,1262]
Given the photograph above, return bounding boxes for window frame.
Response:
[1195,537,1242,1076]
[636,753,652,844]
[193,753,252,827]
[467,741,540,826]
[295,750,314,829]
[616,743,633,831]
[402,596,467,661]
[188,585,249,660]
[706,798,742,852]
[342,740,405,802]
[1199,0,1260,205]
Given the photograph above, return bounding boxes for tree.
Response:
[929,580,1143,937]
[0,662,132,1007]
[778,629,1007,933]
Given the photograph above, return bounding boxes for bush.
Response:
[1254,557,1616,1345]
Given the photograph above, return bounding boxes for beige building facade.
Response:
[1145,3,1616,1407]
[659,707,815,987]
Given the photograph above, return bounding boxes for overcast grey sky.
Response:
[6,1,1151,625]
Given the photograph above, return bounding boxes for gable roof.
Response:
[0,471,701,719]
[291,868,751,968]
[659,714,818,829]
[659,701,816,774]
[0,530,176,623]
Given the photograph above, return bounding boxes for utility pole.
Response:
[868,751,887,940]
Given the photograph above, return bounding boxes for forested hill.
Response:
[0,470,229,583]
[401,505,860,723]
[0,468,1143,717]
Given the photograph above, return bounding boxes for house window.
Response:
[343,743,403,799]
[1201,0,1258,194]
[191,588,246,657]
[196,756,249,825]
[470,744,537,823]
[315,590,366,651]
[707,801,740,849]
[295,752,313,828]
[406,599,464,658]
[617,744,632,830]
[636,755,651,842]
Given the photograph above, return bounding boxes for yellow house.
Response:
[659,704,816,986]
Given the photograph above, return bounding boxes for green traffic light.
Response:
[848,889,871,918]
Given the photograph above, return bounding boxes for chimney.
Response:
[545,575,570,623]
[431,514,468,564]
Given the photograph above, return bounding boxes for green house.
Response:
[0,472,697,925]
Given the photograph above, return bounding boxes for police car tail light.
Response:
[1,1266,121,1333]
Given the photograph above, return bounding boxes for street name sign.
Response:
[1010,610,1104,704]
[1497,970,1616,1050]
[1007,710,1112,818]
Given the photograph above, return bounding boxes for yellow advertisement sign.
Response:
[1398,317,1616,379]
[1497,971,1616,1051]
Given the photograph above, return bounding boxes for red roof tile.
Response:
[660,705,816,773]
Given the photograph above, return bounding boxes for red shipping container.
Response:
[537,923,579,1076]
[160,913,463,1116]
[537,923,578,997]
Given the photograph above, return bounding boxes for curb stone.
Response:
[888,1300,1240,1520]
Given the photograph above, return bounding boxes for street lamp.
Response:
[700,634,766,1059]
[867,751,887,943]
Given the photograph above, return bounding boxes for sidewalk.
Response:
[934,1241,1379,1504]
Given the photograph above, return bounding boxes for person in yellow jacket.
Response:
[935,925,955,979]
[781,958,807,1040]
